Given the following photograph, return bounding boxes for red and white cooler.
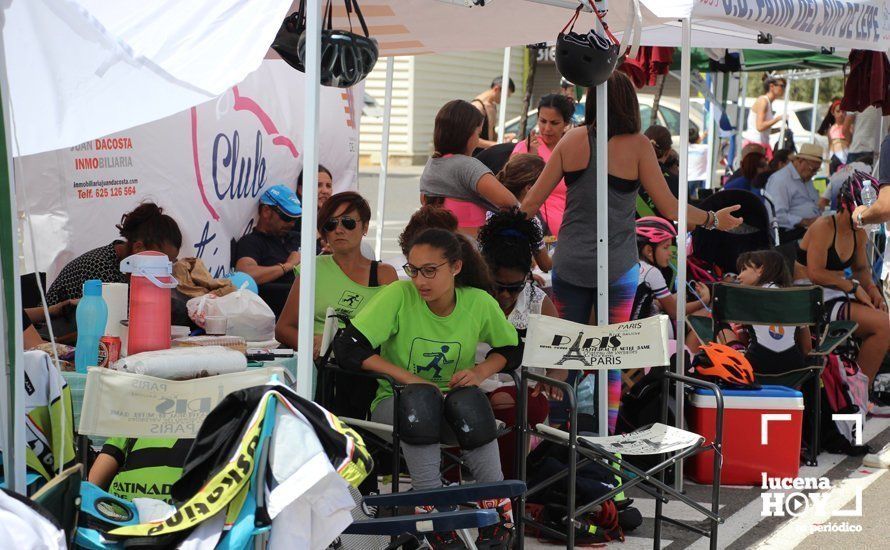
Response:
[688,385,804,485]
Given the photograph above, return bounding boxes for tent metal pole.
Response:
[0,28,26,493]
[674,17,692,491]
[704,73,714,190]
[779,74,793,150]
[374,57,395,261]
[810,77,820,143]
[497,47,511,142]
[594,7,609,438]
[736,71,748,164]
[297,0,322,398]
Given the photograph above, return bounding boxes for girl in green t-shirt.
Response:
[350,228,519,548]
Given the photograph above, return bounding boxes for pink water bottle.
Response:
[120,251,178,355]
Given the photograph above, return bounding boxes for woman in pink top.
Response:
[419,100,518,238]
[512,94,576,237]
[818,98,849,175]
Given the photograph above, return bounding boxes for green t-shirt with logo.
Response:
[351,280,518,410]
[296,255,385,334]
[101,437,192,503]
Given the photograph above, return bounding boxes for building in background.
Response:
[359,49,524,166]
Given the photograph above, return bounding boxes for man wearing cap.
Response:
[234,185,303,287]
[764,143,825,243]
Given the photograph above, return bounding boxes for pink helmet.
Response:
[636,216,677,246]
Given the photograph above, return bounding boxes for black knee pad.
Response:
[397,384,443,445]
[444,386,498,450]
[331,323,376,371]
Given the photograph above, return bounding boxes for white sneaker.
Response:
[863,443,890,468]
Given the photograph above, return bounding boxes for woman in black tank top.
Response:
[793,180,889,383]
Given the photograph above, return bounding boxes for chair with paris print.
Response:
[515,314,726,550]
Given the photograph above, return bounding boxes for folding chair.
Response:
[516,314,726,550]
[32,464,83,547]
[72,365,292,548]
[687,283,858,465]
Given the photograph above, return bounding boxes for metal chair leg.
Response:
[566,385,578,550]
[516,370,529,550]
[812,374,821,467]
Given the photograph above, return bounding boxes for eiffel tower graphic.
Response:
[556,331,590,366]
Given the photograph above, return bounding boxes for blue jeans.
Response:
[550,265,640,432]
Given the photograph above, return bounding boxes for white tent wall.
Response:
[4,0,296,158]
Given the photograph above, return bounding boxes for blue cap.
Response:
[83,279,103,296]
[260,185,302,218]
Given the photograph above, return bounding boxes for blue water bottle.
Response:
[74,279,108,373]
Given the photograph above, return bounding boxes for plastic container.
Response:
[688,385,804,485]
[120,252,178,355]
[101,282,128,337]
[74,280,108,373]
[861,182,878,234]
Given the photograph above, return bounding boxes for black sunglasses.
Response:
[273,207,298,223]
[323,216,358,233]
[495,279,527,294]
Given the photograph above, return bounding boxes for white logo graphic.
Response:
[759,413,864,522]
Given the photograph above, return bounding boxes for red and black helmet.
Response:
[693,343,758,388]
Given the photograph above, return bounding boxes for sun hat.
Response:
[792,143,825,164]
[259,185,302,218]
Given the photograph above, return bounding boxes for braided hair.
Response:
[477,208,543,275]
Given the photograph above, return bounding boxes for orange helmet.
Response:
[694,343,757,387]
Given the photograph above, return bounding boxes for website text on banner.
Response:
[14,61,361,282]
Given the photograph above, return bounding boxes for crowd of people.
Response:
[24,69,890,548]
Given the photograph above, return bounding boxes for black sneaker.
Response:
[476,519,514,549]
[361,491,379,518]
[424,531,466,549]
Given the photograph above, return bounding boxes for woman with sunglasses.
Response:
[420,99,519,238]
[343,228,519,548]
[276,191,397,365]
[477,208,563,478]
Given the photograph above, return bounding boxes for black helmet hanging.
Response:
[272,0,379,89]
[555,6,620,88]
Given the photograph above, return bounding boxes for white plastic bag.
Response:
[187,289,275,341]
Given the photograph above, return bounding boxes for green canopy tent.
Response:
[671,48,847,72]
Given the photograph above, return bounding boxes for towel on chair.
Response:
[111,346,246,379]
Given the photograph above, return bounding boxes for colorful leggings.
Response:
[551,265,640,434]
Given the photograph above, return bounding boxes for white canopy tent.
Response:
[2,0,889,496]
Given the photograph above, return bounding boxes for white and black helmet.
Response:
[555,6,620,88]
[272,0,378,89]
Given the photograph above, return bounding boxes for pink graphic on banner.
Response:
[191,107,220,221]
[192,86,300,219]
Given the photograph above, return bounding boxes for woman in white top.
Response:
[477,209,562,478]
[743,74,787,161]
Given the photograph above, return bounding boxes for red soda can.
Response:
[99,336,121,367]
